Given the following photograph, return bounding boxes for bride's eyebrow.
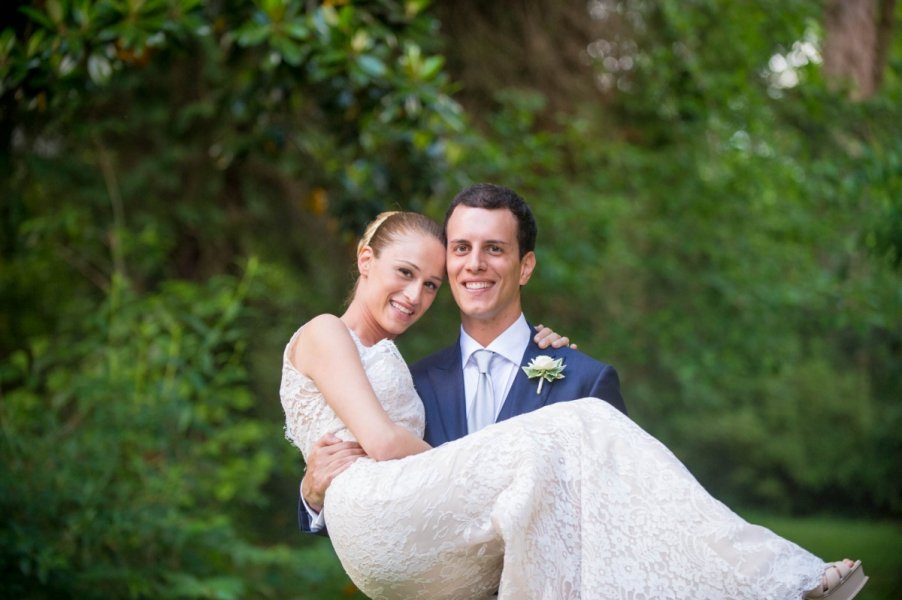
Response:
[397,259,421,272]
[397,259,442,282]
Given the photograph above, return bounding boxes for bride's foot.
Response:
[804,559,868,599]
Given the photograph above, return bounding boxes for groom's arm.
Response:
[298,483,328,536]
[297,434,366,536]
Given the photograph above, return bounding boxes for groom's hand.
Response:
[302,433,367,512]
[534,324,578,350]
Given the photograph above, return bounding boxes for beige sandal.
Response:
[804,560,868,599]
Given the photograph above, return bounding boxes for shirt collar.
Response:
[460,314,531,367]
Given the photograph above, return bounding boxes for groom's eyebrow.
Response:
[447,238,510,246]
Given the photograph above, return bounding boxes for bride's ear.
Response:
[357,245,375,277]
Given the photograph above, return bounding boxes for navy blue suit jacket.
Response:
[298,327,626,533]
[410,334,626,447]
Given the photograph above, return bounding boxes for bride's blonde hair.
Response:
[357,211,442,257]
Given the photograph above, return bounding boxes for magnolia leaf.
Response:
[236,22,270,47]
[357,54,386,78]
[87,53,112,84]
[419,55,444,80]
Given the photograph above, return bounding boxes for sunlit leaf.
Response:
[87,52,112,84]
[282,19,309,40]
[419,55,443,80]
[235,21,270,46]
[356,54,386,78]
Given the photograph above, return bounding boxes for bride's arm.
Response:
[292,314,431,461]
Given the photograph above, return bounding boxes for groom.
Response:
[299,183,627,531]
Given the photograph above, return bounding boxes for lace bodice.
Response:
[279,326,425,460]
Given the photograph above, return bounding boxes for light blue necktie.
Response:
[468,350,497,433]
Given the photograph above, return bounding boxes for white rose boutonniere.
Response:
[522,355,566,394]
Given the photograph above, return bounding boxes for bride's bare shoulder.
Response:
[290,314,353,370]
[302,314,345,336]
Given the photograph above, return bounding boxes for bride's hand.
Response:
[533,324,578,350]
[302,433,367,512]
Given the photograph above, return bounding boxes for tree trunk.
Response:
[823,0,896,100]
[873,0,897,90]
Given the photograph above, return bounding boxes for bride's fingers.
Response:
[549,336,572,349]
[534,325,577,350]
[533,325,560,348]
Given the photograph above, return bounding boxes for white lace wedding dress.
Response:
[280,327,826,599]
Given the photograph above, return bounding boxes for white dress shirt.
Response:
[460,314,531,430]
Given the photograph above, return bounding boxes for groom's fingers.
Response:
[303,440,367,510]
[326,451,365,475]
[303,436,350,510]
[330,458,359,480]
[322,441,365,458]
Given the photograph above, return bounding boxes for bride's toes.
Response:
[805,559,868,600]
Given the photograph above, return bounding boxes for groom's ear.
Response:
[518,251,536,286]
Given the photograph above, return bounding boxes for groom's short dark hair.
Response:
[443,183,538,258]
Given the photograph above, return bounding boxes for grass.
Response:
[741,511,902,600]
[300,513,902,599]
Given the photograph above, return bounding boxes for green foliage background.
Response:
[1,0,900,597]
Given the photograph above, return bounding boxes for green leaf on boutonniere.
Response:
[522,355,566,394]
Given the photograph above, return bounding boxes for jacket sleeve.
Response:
[588,363,627,416]
[298,487,330,537]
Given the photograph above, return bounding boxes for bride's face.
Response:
[357,231,446,337]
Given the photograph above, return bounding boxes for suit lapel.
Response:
[496,340,559,422]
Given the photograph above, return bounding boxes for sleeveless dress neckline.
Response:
[346,327,393,350]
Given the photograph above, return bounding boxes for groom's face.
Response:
[445,205,536,334]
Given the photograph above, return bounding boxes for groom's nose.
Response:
[465,250,485,272]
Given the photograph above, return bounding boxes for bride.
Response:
[280,209,867,599]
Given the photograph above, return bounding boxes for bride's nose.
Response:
[402,281,423,305]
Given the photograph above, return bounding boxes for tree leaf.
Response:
[419,55,444,80]
[356,54,386,78]
[87,53,112,84]
[235,22,270,47]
